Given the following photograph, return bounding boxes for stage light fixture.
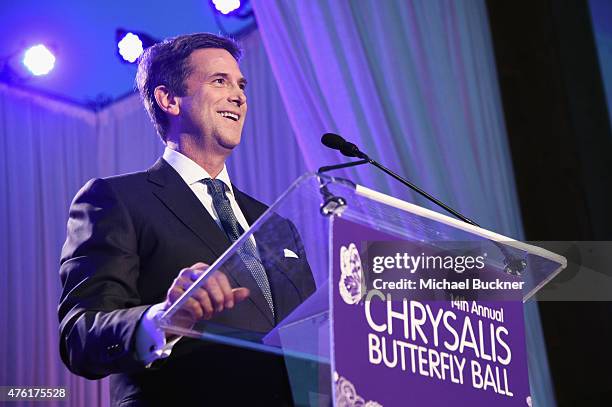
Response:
[22,44,55,76]
[209,0,255,37]
[212,0,241,15]
[115,29,159,64]
[118,32,144,63]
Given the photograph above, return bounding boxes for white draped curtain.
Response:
[251,0,555,405]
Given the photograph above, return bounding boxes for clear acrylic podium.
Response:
[159,173,566,406]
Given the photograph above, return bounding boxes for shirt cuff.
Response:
[135,303,181,366]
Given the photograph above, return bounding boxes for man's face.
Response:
[178,48,247,153]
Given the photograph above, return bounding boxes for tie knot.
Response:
[203,178,227,199]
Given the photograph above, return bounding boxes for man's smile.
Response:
[218,111,240,121]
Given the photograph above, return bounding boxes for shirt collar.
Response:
[162,147,234,196]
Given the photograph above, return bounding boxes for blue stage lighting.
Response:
[118,32,144,63]
[209,0,254,36]
[212,0,241,15]
[115,29,158,64]
[22,44,55,76]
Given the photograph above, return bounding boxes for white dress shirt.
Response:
[135,147,253,365]
[162,147,252,235]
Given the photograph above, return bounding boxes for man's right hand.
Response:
[162,262,250,330]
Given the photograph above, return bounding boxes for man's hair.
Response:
[136,33,242,141]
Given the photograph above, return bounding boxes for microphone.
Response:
[321,133,368,159]
[318,134,531,275]
[319,133,480,227]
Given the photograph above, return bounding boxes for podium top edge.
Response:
[354,184,567,267]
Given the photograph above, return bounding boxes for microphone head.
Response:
[321,133,346,150]
[340,142,360,158]
[321,132,368,159]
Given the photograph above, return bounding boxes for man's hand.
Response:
[162,262,250,330]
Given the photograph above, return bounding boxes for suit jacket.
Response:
[58,158,316,406]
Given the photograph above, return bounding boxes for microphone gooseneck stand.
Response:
[318,133,479,227]
[317,133,527,276]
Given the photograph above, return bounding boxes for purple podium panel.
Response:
[332,217,530,407]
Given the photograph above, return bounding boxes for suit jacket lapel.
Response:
[148,160,274,326]
[232,185,267,225]
[147,158,230,258]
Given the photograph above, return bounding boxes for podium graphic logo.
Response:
[339,243,363,305]
[334,372,382,407]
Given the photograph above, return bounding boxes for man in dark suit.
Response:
[58,33,316,406]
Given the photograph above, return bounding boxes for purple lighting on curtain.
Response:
[250,1,556,405]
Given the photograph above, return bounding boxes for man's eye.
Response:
[213,78,225,85]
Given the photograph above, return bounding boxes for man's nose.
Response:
[229,87,246,107]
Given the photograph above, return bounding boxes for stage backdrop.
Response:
[251,0,554,405]
[0,2,554,405]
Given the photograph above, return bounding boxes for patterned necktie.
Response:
[202,178,274,317]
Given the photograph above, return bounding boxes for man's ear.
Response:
[154,85,180,116]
